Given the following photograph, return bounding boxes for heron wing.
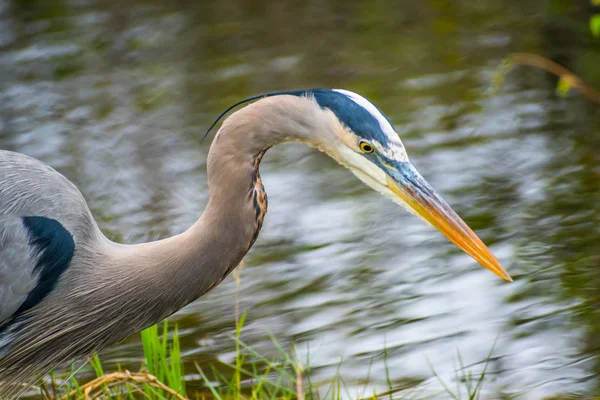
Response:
[0,150,89,330]
[0,216,40,326]
[0,150,101,244]
[0,215,75,328]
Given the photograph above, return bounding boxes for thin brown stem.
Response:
[39,381,52,400]
[500,52,600,105]
[296,365,304,400]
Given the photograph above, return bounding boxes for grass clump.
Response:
[141,323,186,397]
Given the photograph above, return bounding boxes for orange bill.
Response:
[385,163,512,282]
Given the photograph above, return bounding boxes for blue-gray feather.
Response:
[0,216,39,327]
[15,217,74,316]
[0,217,75,341]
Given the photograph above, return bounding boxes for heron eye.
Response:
[359,141,374,153]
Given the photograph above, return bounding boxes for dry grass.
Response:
[60,371,187,400]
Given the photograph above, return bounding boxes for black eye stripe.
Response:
[308,89,394,146]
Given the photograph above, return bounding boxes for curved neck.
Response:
[104,96,334,322]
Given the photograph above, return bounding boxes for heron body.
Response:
[0,89,511,396]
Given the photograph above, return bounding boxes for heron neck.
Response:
[179,94,331,296]
[106,95,326,321]
[109,119,275,321]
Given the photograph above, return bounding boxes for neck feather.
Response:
[104,95,337,323]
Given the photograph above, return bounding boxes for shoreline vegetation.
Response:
[30,316,494,400]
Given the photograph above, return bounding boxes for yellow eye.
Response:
[359,141,374,153]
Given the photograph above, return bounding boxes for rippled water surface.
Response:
[2,1,600,398]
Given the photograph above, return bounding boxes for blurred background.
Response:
[1,0,600,398]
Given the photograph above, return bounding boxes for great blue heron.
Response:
[0,88,511,395]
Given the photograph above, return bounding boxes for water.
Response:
[1,0,600,398]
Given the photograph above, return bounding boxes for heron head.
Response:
[300,89,512,282]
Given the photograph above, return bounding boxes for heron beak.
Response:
[385,162,512,282]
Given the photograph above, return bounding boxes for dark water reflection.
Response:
[2,0,600,398]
